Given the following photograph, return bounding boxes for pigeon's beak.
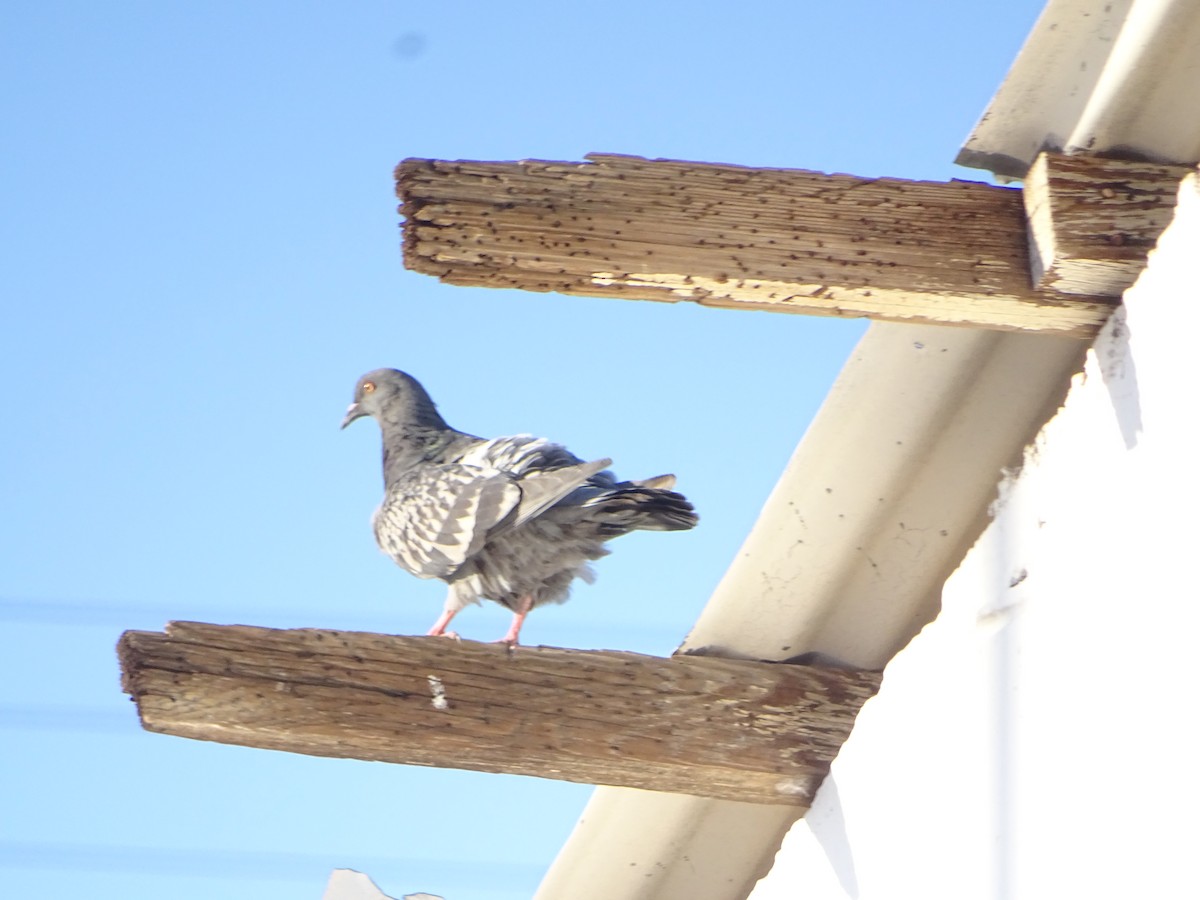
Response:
[340,402,366,430]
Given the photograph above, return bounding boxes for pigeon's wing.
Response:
[511,457,613,526]
[458,435,613,529]
[372,464,520,579]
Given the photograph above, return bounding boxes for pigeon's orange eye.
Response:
[362,381,376,394]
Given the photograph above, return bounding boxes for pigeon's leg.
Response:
[497,595,534,646]
[426,607,460,640]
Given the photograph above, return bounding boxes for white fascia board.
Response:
[535,322,1087,900]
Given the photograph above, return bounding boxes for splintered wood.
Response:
[397,154,1118,337]
[118,622,882,807]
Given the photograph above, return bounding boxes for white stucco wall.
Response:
[750,171,1200,899]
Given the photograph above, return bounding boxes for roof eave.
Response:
[536,322,1085,899]
[958,0,1200,180]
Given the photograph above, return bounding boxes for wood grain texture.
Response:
[1024,153,1193,296]
[118,621,882,807]
[396,153,1118,337]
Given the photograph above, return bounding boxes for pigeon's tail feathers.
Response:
[591,483,699,534]
[631,473,677,490]
[632,487,699,531]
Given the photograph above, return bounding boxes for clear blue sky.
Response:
[1,2,1043,898]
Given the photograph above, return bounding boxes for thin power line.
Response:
[0,705,136,734]
[0,597,395,630]
[0,597,688,645]
[0,839,540,886]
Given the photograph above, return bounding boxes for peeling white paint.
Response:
[426,675,449,711]
[588,270,1109,332]
[773,778,812,798]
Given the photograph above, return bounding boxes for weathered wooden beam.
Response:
[118,621,881,807]
[396,153,1118,337]
[1023,153,1193,297]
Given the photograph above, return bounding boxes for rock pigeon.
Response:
[341,368,697,644]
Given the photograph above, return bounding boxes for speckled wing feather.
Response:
[457,436,614,528]
[372,464,521,579]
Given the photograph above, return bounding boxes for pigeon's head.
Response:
[340,368,444,430]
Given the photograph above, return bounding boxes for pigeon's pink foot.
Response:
[427,609,459,639]
[494,596,533,646]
